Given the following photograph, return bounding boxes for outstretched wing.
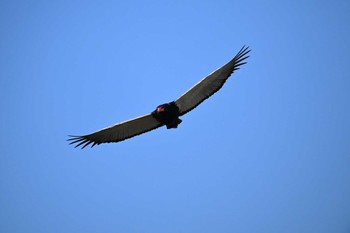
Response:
[68,113,162,149]
[175,46,250,116]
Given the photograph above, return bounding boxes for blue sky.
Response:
[1,0,350,232]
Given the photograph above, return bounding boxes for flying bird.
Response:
[68,46,250,148]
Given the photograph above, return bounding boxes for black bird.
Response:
[68,46,250,148]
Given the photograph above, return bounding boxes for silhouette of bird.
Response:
[68,46,250,148]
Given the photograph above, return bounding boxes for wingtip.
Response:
[67,135,78,141]
[241,44,250,50]
[239,45,251,55]
[67,135,92,149]
[232,45,251,68]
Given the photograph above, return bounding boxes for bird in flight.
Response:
[68,46,251,148]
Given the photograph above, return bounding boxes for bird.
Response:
[68,46,251,148]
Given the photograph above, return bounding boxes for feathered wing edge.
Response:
[174,46,250,116]
[67,113,163,149]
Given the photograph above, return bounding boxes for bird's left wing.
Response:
[175,46,250,116]
[68,113,162,148]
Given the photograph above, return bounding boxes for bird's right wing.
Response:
[175,46,250,116]
[68,113,163,148]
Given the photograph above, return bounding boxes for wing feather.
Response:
[175,46,250,115]
[68,113,162,148]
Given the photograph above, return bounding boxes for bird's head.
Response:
[156,106,166,113]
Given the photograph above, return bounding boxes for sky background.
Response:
[1,0,350,232]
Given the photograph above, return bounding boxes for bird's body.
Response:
[152,102,182,129]
[68,46,251,148]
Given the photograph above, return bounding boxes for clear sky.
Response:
[1,0,349,232]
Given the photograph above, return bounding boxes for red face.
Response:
[157,106,165,112]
